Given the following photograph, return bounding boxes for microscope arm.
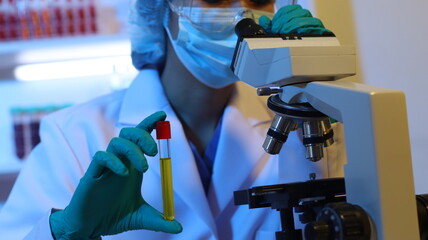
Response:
[280,80,419,239]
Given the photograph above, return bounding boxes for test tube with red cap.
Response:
[156,121,175,221]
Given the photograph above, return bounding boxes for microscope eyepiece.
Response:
[231,18,266,72]
[234,18,266,38]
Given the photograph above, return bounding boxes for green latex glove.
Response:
[50,111,182,240]
[259,4,333,35]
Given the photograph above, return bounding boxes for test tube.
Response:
[156,121,175,221]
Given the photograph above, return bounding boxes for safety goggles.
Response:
[168,0,297,32]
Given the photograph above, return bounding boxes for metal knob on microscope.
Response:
[263,114,298,155]
[305,202,371,240]
[321,119,335,147]
[302,120,325,161]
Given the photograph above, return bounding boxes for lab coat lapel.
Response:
[118,70,217,235]
[209,82,274,217]
[166,115,217,235]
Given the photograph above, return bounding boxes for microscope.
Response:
[231,18,428,240]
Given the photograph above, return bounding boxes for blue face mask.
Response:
[166,7,274,89]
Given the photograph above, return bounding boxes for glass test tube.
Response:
[156,121,175,221]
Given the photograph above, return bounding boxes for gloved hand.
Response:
[259,5,332,35]
[50,111,182,240]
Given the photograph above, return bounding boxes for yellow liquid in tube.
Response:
[160,158,174,220]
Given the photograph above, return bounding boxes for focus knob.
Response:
[305,220,331,240]
[305,202,371,240]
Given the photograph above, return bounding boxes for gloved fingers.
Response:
[119,127,158,156]
[271,4,302,23]
[272,7,311,24]
[86,151,129,178]
[107,137,149,173]
[297,27,332,36]
[136,111,167,133]
[278,17,325,34]
[271,9,313,34]
[258,16,272,34]
[135,203,183,234]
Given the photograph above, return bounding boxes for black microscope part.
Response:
[234,18,266,38]
[416,194,428,240]
[234,178,373,240]
[235,178,428,239]
[267,95,327,118]
[305,202,371,240]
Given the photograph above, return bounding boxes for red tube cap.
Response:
[156,121,171,139]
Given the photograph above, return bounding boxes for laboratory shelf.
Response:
[0,34,130,55]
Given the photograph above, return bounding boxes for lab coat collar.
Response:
[118,69,169,125]
[118,70,217,236]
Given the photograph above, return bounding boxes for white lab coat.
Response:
[0,69,346,240]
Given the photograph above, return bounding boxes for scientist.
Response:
[0,0,342,239]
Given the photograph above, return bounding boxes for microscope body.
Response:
[231,27,419,239]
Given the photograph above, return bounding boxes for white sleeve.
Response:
[0,115,87,240]
[23,211,54,240]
